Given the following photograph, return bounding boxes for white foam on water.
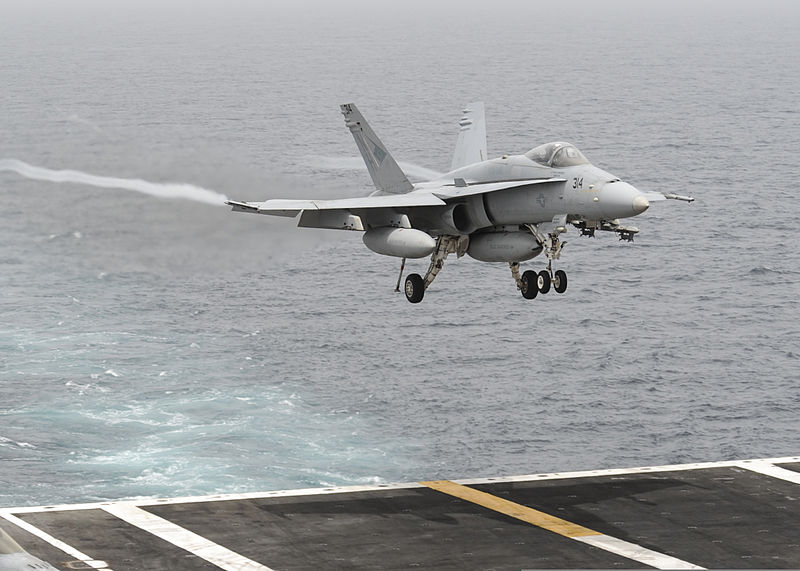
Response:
[0,436,36,450]
[0,158,229,206]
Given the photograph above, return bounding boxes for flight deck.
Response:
[2,456,799,570]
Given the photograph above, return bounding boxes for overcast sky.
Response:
[3,0,797,22]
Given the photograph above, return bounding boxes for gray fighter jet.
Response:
[228,103,693,303]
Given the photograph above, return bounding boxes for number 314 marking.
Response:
[572,177,583,189]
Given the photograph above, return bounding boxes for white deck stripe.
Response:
[0,511,112,570]
[6,482,424,513]
[736,460,800,485]
[457,455,800,487]
[5,456,799,514]
[575,534,705,569]
[102,504,273,571]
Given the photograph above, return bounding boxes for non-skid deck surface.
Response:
[2,457,799,570]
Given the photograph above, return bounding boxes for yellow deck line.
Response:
[421,480,705,569]
[421,480,600,538]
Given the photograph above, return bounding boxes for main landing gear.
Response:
[401,236,467,304]
[397,230,568,303]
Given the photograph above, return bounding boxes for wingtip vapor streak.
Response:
[227,103,693,303]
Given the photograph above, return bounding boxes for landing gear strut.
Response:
[394,257,407,293]
[401,236,467,303]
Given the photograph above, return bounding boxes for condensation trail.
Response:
[318,156,444,181]
[0,158,228,206]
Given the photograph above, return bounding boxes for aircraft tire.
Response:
[553,270,568,293]
[537,270,551,294]
[521,270,539,299]
[404,273,425,303]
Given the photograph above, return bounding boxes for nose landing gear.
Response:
[511,262,569,300]
[510,223,570,300]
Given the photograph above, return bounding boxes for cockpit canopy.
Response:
[525,142,590,167]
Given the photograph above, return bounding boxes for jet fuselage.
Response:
[410,151,647,236]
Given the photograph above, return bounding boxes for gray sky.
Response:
[3,0,796,22]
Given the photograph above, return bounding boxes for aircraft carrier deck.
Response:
[2,456,800,570]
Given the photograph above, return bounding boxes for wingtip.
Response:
[226,200,259,213]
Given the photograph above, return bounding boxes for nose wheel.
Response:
[553,269,567,293]
[537,270,551,294]
[520,269,539,299]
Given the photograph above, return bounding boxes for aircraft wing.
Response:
[228,177,566,215]
[431,177,567,199]
[227,192,446,216]
[228,193,449,231]
[228,177,564,218]
[450,102,487,170]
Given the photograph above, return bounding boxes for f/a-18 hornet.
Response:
[228,103,693,303]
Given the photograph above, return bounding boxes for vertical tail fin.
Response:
[450,102,487,171]
[340,103,414,194]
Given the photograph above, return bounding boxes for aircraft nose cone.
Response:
[600,181,650,218]
[632,195,650,214]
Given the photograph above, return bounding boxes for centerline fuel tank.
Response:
[466,230,542,263]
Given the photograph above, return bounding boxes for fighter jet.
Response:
[228,103,693,303]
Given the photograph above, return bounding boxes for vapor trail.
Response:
[318,157,444,181]
[0,159,228,206]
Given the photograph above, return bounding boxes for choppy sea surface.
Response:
[1,1,798,508]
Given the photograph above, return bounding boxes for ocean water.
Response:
[1,0,799,508]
